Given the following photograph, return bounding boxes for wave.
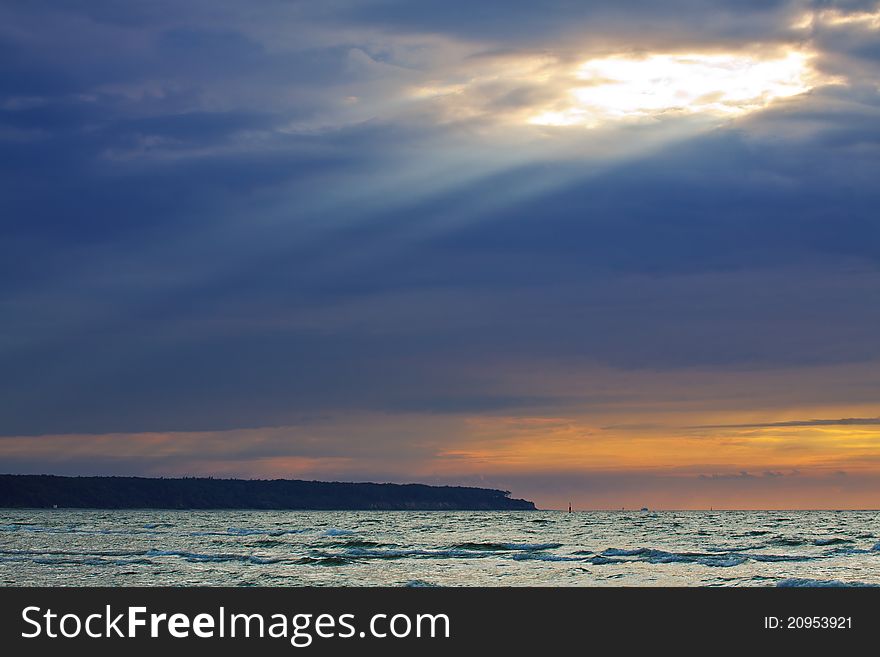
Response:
[7,556,156,567]
[0,548,166,569]
[600,547,802,568]
[323,529,355,536]
[191,527,305,537]
[777,578,880,587]
[315,539,878,567]
[340,547,487,560]
[334,545,569,560]
[588,556,624,565]
[404,580,440,587]
[812,537,853,546]
[600,548,649,557]
[696,555,748,567]
[746,554,818,563]
[10,510,880,585]
[247,539,284,547]
[0,524,155,536]
[512,552,583,562]
[449,542,563,552]
[228,527,306,536]
[145,549,281,564]
[114,558,155,566]
[294,556,353,566]
[639,551,747,567]
[31,557,126,566]
[828,547,873,556]
[0,548,148,558]
[324,539,393,549]
[704,544,764,553]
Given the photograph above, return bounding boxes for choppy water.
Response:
[2,509,880,586]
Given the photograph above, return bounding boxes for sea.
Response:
[2,509,879,587]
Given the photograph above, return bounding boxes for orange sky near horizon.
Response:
[4,398,880,510]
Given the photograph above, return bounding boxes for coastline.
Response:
[0,474,536,511]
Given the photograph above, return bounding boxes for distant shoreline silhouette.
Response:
[0,474,536,511]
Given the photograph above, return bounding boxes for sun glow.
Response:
[529,50,822,127]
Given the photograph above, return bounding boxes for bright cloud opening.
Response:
[530,50,823,127]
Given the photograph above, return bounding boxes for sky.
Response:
[1,0,880,509]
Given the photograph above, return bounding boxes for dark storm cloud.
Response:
[1,0,879,440]
[335,0,807,45]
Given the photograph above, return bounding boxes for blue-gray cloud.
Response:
[1,0,879,438]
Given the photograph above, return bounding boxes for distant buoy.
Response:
[568,503,572,513]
